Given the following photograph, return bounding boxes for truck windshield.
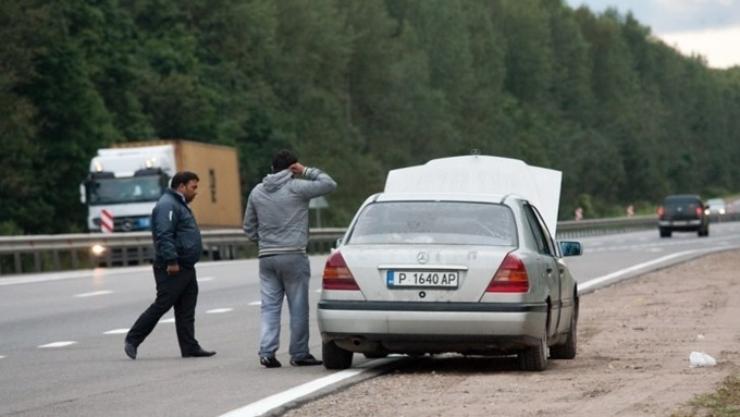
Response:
[87,176,164,205]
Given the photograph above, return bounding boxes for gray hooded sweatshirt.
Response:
[243,167,337,257]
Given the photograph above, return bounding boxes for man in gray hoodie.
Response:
[243,150,337,368]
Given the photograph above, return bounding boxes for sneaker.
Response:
[260,356,282,368]
[290,354,323,366]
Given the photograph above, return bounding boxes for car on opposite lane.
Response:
[317,156,581,372]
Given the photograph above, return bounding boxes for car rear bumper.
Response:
[658,219,703,230]
[317,300,547,353]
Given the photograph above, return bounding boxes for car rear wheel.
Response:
[322,340,353,370]
[659,228,672,238]
[518,325,548,371]
[550,300,578,360]
[698,227,709,237]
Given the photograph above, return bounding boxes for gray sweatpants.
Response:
[257,253,312,360]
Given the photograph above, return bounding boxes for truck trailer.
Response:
[81,140,242,232]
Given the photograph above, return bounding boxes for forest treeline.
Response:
[2,0,740,234]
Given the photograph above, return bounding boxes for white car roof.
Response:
[383,155,562,233]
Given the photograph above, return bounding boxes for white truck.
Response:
[81,140,243,232]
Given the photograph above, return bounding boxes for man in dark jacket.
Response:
[124,171,215,360]
[244,150,336,368]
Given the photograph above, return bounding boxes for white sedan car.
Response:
[317,156,581,371]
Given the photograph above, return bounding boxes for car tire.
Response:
[550,300,578,360]
[322,340,353,370]
[518,326,548,371]
[659,228,672,238]
[698,227,709,237]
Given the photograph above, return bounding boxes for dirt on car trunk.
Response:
[285,249,740,417]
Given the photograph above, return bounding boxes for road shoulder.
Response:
[283,250,740,417]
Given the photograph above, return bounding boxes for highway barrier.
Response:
[1,214,738,276]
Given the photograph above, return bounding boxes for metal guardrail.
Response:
[555,214,658,239]
[1,214,738,276]
[0,228,346,276]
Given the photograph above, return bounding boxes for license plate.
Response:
[386,270,459,288]
[672,220,688,226]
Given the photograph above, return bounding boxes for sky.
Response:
[565,0,740,69]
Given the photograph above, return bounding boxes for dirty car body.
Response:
[317,156,581,371]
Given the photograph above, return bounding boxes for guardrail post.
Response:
[34,252,41,272]
[71,250,79,269]
[14,253,22,274]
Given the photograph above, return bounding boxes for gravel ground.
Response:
[284,250,740,417]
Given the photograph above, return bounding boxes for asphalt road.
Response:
[1,221,740,417]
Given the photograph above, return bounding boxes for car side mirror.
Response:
[333,237,343,250]
[559,241,582,257]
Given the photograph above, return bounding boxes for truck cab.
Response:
[81,145,176,232]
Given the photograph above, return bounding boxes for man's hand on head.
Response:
[289,162,306,176]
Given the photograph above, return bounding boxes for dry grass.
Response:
[672,374,740,417]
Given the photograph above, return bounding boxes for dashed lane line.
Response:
[159,318,175,324]
[206,308,233,314]
[198,276,215,282]
[38,341,77,348]
[74,290,114,298]
[248,301,261,306]
[104,328,130,335]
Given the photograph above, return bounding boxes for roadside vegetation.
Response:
[672,374,740,417]
[2,0,740,234]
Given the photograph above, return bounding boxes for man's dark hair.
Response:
[170,171,200,189]
[272,149,298,173]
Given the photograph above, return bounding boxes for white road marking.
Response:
[38,341,77,348]
[159,318,175,324]
[218,358,398,417]
[198,276,215,282]
[206,308,233,314]
[104,328,130,335]
[248,301,261,306]
[0,355,5,360]
[74,290,113,298]
[648,247,663,253]
[580,250,699,293]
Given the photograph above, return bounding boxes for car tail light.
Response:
[695,207,703,217]
[322,251,360,290]
[486,253,529,293]
[657,206,665,219]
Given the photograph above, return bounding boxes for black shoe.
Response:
[124,342,137,360]
[290,354,323,367]
[260,356,282,368]
[182,348,216,358]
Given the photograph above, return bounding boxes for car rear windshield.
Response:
[347,201,517,246]
[664,196,701,208]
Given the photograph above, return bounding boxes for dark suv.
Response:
[657,195,709,238]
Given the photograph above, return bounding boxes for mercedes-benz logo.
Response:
[417,251,429,264]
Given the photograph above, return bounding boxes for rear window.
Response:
[664,196,701,208]
[347,201,517,246]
